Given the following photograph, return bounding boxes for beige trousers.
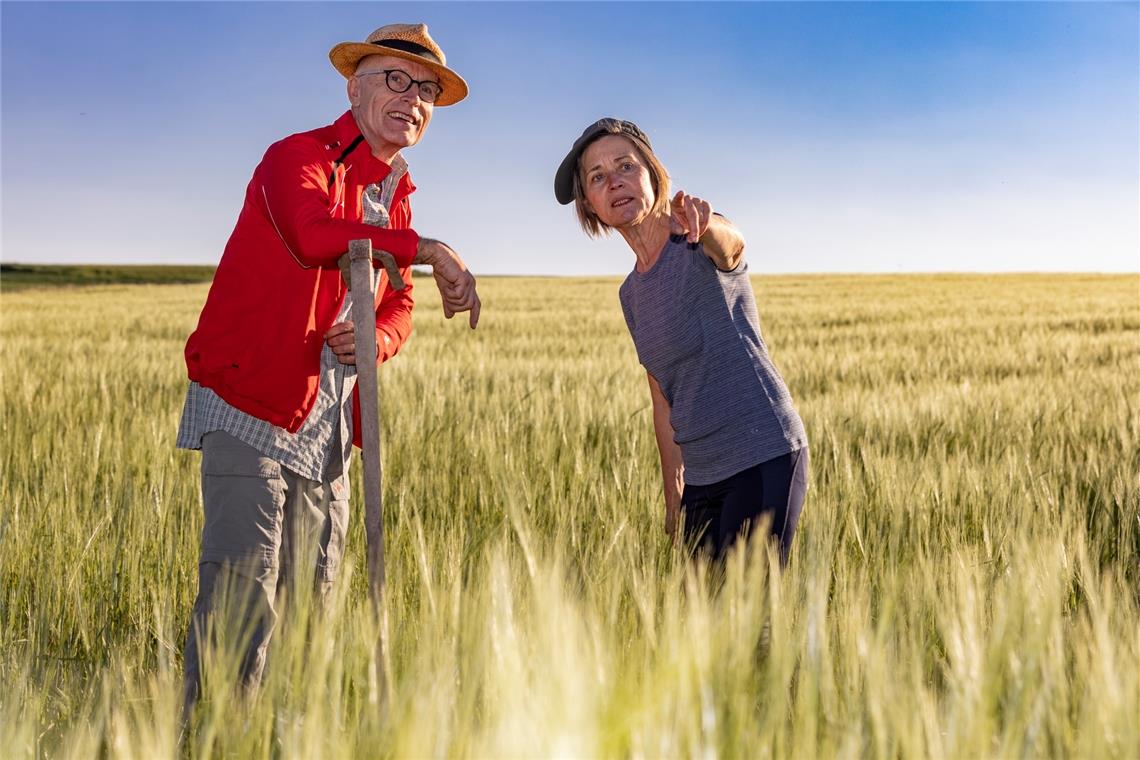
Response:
[182,431,349,711]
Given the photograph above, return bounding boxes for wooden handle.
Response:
[347,239,387,607]
[337,248,406,291]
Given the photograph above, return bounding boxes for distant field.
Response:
[1,273,1137,758]
[0,263,217,290]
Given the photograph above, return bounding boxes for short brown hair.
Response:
[572,134,671,238]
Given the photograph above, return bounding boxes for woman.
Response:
[555,118,809,564]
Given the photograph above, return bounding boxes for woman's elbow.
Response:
[727,237,746,270]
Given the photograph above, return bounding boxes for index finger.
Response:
[468,295,481,329]
[671,192,689,232]
[698,200,712,236]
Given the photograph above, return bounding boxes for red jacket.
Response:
[185,111,419,442]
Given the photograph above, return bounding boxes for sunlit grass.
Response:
[1,274,1137,758]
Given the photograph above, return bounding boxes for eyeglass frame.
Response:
[354,68,444,104]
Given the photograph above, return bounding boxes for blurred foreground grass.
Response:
[1,273,1137,758]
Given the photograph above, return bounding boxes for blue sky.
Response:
[2,1,1137,275]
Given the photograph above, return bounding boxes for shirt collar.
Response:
[386,153,409,188]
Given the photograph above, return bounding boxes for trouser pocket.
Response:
[275,469,350,608]
[319,495,349,586]
[199,431,285,574]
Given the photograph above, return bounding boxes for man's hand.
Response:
[414,238,482,328]
[324,321,356,365]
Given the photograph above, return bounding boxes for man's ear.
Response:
[347,76,360,108]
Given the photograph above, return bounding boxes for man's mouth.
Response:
[388,111,417,126]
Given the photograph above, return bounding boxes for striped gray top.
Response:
[175,156,408,482]
[619,235,807,486]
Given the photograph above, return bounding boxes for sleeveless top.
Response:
[619,235,807,485]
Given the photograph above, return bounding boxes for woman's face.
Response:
[579,135,657,229]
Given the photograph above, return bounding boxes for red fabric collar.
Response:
[331,110,417,196]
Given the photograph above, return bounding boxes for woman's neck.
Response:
[619,211,672,272]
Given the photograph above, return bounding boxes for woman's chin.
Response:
[607,207,649,229]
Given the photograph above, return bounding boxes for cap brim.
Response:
[555,123,612,205]
[556,122,620,204]
[554,144,585,205]
[329,42,468,106]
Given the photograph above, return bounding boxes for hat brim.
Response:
[329,42,468,106]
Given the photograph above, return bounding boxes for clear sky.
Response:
[2,1,1137,275]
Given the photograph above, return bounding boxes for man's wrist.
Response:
[413,237,437,266]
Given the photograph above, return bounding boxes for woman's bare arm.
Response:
[699,213,745,271]
[648,372,684,538]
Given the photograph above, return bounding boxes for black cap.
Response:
[554,118,653,205]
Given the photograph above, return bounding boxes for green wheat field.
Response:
[1,272,1137,759]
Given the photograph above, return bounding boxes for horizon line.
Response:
[2,262,1137,279]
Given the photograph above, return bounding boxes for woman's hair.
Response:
[573,133,670,238]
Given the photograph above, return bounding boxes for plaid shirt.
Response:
[176,157,407,482]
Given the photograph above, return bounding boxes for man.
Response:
[176,23,479,710]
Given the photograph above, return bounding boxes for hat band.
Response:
[370,39,442,66]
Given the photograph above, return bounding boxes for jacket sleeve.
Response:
[255,138,420,268]
[350,269,415,449]
[375,266,415,364]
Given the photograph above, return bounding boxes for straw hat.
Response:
[329,23,468,106]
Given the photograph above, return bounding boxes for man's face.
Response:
[348,55,436,161]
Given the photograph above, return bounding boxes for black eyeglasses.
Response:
[357,69,443,104]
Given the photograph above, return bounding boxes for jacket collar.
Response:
[332,111,417,196]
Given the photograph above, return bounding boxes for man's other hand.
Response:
[415,238,482,329]
[324,321,356,365]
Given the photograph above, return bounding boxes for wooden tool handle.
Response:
[337,249,407,291]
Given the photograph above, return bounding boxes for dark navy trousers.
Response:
[681,447,809,565]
